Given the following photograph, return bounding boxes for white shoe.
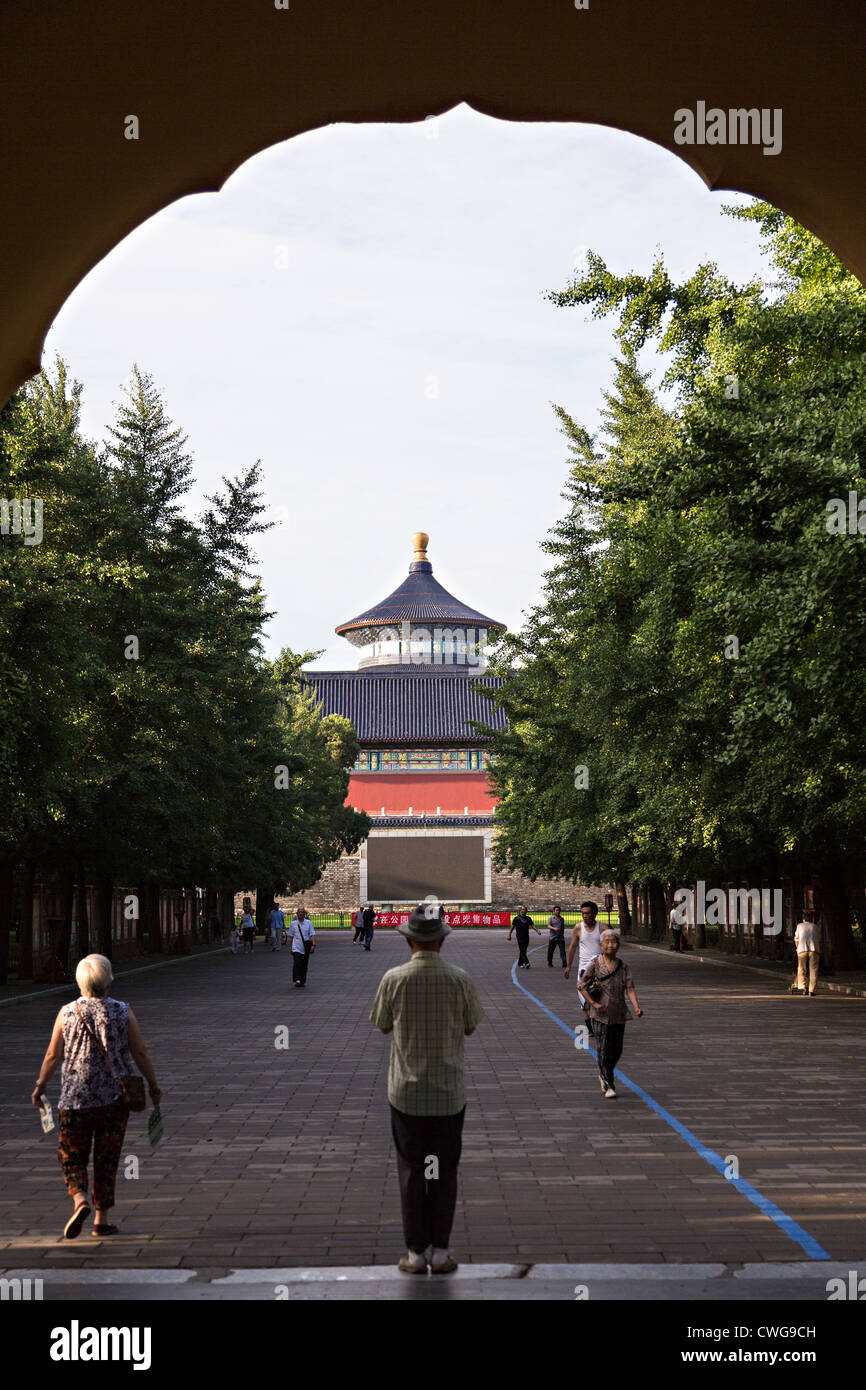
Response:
[430,1247,458,1273]
[604,1087,617,1099]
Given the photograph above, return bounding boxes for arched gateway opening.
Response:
[4,8,866,1301]
[1,0,865,405]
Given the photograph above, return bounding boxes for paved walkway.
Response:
[1,932,863,1275]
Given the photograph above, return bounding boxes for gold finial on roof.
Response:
[412,531,429,563]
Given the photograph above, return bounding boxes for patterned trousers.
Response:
[57,1097,130,1209]
[593,1022,626,1089]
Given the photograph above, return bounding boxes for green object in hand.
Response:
[148,1106,164,1148]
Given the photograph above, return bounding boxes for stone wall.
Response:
[489,862,615,913]
[236,836,612,914]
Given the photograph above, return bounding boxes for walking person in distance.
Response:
[267,900,285,953]
[546,904,567,968]
[579,931,642,1099]
[31,953,162,1239]
[352,905,366,943]
[508,905,541,969]
[669,900,683,951]
[793,911,822,996]
[240,907,255,955]
[370,904,483,1274]
[362,902,376,951]
[289,907,316,987]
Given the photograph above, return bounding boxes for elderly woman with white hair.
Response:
[578,930,643,1099]
[31,953,161,1239]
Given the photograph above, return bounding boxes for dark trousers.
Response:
[57,1097,130,1209]
[389,1105,466,1253]
[547,937,566,966]
[594,1022,626,1089]
[292,944,311,984]
[363,927,374,950]
[353,922,364,941]
[515,932,530,966]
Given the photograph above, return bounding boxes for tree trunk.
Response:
[0,861,13,985]
[189,889,199,947]
[205,885,218,943]
[615,881,631,934]
[58,869,75,975]
[221,887,235,939]
[76,863,90,957]
[664,879,675,915]
[148,883,162,953]
[693,882,706,948]
[135,883,148,953]
[647,879,667,941]
[255,886,270,939]
[820,855,859,971]
[95,878,114,959]
[844,857,866,965]
[18,859,36,980]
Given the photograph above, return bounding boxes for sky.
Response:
[47,104,770,667]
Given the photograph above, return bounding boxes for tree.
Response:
[0,359,369,978]
[485,205,866,967]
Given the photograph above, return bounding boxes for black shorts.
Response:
[242,927,254,943]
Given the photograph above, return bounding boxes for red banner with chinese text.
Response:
[373,911,511,927]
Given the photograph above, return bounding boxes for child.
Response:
[229,924,240,955]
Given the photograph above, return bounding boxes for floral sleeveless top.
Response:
[59,997,133,1110]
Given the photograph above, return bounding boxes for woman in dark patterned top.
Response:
[580,931,643,1100]
[32,953,162,1239]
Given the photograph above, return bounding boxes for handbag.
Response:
[75,1001,147,1111]
[583,958,620,1003]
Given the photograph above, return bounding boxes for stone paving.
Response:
[0,931,863,1271]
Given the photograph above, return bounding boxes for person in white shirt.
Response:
[289,908,316,988]
[564,902,604,1036]
[669,903,684,952]
[240,910,255,955]
[793,913,821,996]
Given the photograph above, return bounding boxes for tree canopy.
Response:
[0,361,368,972]
[485,205,866,966]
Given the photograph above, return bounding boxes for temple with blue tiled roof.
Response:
[301,533,608,911]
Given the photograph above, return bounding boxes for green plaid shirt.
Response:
[370,951,484,1116]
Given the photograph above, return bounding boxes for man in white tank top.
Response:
[564,902,605,1036]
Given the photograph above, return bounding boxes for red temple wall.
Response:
[347,772,496,817]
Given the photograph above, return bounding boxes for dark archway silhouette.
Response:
[1,1,864,406]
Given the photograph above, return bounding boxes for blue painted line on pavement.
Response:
[510,948,831,1261]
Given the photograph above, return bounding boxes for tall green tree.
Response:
[487,205,866,967]
[0,360,368,978]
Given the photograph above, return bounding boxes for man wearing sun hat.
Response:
[370,900,483,1275]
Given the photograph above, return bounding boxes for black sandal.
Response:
[64,1201,90,1239]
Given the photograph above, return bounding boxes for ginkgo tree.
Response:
[0,361,368,980]
[485,204,866,968]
